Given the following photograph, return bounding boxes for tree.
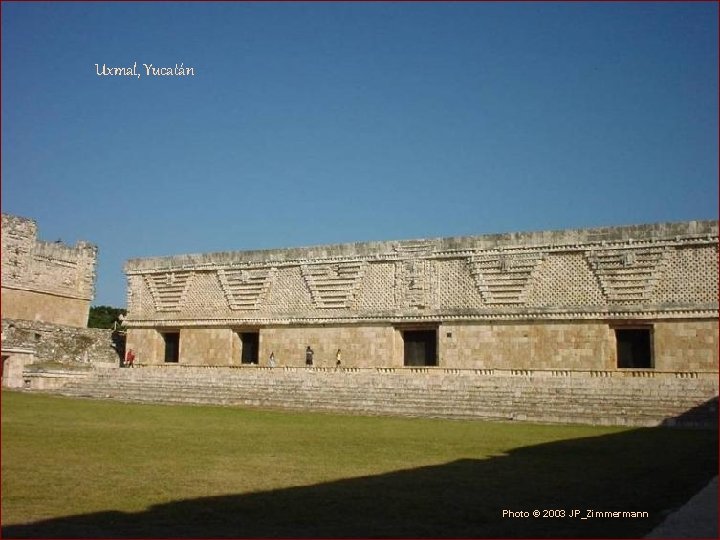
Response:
[88,305,126,329]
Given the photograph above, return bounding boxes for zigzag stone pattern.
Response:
[468,253,545,305]
[143,271,194,312]
[218,267,275,310]
[124,220,719,323]
[300,262,366,309]
[585,247,668,304]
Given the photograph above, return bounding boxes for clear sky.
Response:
[2,2,717,308]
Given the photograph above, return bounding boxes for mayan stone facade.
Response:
[124,220,718,372]
[1,214,97,327]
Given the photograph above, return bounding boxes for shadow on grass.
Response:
[3,425,717,539]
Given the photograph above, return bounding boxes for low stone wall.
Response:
[1,319,121,367]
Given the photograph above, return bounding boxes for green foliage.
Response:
[2,391,717,538]
[87,305,126,329]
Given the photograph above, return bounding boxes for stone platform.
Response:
[20,365,719,428]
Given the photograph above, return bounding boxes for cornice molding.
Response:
[124,307,719,328]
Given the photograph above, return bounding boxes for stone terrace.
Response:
[22,365,719,428]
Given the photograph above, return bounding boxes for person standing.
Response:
[335,349,342,369]
[305,346,314,366]
[269,352,276,368]
[125,349,136,368]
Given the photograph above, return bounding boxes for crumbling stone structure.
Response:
[124,220,718,373]
[1,214,97,327]
[1,319,120,366]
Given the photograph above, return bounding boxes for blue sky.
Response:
[2,2,717,307]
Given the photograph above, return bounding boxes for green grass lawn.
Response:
[1,390,717,538]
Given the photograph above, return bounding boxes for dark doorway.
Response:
[240,332,259,364]
[403,330,437,366]
[163,332,180,363]
[616,328,653,368]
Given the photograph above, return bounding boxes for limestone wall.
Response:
[440,321,614,370]
[260,325,397,368]
[126,328,164,365]
[124,220,718,372]
[1,214,97,327]
[126,319,718,371]
[0,289,93,328]
[654,320,719,371]
[181,328,236,366]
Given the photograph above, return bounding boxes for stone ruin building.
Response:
[1,214,117,387]
[124,220,718,373]
[3,217,717,427]
[1,213,97,328]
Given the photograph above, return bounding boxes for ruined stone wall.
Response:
[1,319,120,366]
[124,220,718,371]
[1,214,97,327]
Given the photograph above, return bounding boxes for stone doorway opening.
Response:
[239,332,259,364]
[162,332,180,363]
[403,329,438,367]
[615,327,653,369]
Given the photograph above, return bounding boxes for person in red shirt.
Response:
[125,349,136,368]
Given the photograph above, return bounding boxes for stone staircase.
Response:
[27,366,719,428]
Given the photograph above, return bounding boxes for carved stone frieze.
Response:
[394,258,437,309]
[301,261,366,309]
[392,241,436,309]
[1,213,97,301]
[585,247,669,304]
[468,252,545,305]
[143,271,195,312]
[124,220,719,324]
[218,267,275,310]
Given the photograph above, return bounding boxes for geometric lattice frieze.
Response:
[218,267,275,310]
[585,248,669,304]
[525,253,605,308]
[468,252,545,305]
[143,271,195,312]
[652,246,719,304]
[300,262,366,309]
[435,259,485,309]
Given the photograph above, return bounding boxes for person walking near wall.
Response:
[125,349,135,368]
[305,346,314,366]
[335,349,342,370]
[269,352,276,368]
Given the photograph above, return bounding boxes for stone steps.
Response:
[47,367,718,427]
[79,376,712,404]
[61,386,706,418]
[82,377,715,408]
